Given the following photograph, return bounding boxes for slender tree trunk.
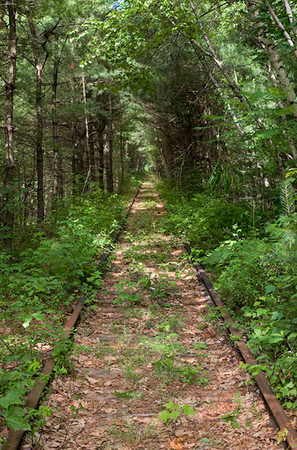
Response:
[29,19,49,223]
[155,130,172,180]
[36,69,44,222]
[97,120,105,189]
[262,0,297,62]
[82,75,90,193]
[71,121,79,195]
[89,119,96,182]
[106,92,113,193]
[246,0,297,118]
[282,0,297,41]
[69,60,78,195]
[3,2,17,250]
[188,4,292,174]
[119,124,124,192]
[262,39,297,115]
[206,66,246,136]
[52,34,60,202]
[267,60,297,159]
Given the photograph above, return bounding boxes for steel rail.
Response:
[1,183,143,450]
[185,243,297,450]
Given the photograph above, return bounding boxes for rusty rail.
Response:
[2,183,142,450]
[185,243,297,450]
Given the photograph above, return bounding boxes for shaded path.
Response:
[35,181,279,450]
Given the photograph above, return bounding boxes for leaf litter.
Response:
[20,181,281,450]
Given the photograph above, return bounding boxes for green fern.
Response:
[280,178,296,216]
[207,161,222,193]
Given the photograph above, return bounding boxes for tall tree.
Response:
[3,0,17,250]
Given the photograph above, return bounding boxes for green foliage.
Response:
[139,273,176,303]
[113,389,143,399]
[158,402,195,426]
[280,178,296,216]
[221,394,245,429]
[113,280,143,306]
[153,331,208,385]
[157,314,184,333]
[157,180,258,252]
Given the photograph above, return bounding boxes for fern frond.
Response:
[207,161,222,193]
[280,179,296,216]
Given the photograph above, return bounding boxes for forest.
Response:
[1,0,297,446]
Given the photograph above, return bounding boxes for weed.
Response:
[277,427,288,444]
[109,416,157,445]
[113,280,142,306]
[158,401,195,425]
[193,343,210,359]
[139,273,176,304]
[95,345,114,359]
[113,389,144,399]
[124,307,144,320]
[124,366,143,384]
[154,358,207,385]
[157,314,184,333]
[153,332,208,384]
[252,401,262,420]
[221,393,246,429]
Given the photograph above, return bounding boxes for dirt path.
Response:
[32,181,280,450]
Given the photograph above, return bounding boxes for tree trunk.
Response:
[36,71,44,222]
[267,60,297,159]
[28,19,48,223]
[246,0,297,118]
[262,0,297,62]
[3,2,17,251]
[52,34,61,203]
[96,120,105,189]
[282,0,297,41]
[82,75,90,193]
[106,92,114,193]
[89,119,96,182]
[262,38,297,115]
[155,131,172,180]
[119,124,124,192]
[71,121,79,195]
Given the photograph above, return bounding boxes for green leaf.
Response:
[0,390,23,409]
[265,285,276,294]
[164,401,175,410]
[267,333,284,343]
[271,311,283,320]
[2,407,30,431]
[287,332,297,341]
[32,312,46,322]
[171,410,180,420]
[256,308,267,316]
[158,410,171,424]
[183,405,195,416]
[22,317,32,328]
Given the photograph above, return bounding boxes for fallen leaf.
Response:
[90,430,102,437]
[169,439,184,449]
[86,376,98,385]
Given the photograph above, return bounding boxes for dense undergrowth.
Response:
[157,178,297,410]
[0,178,141,435]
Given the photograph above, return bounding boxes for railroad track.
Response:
[2,181,296,450]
